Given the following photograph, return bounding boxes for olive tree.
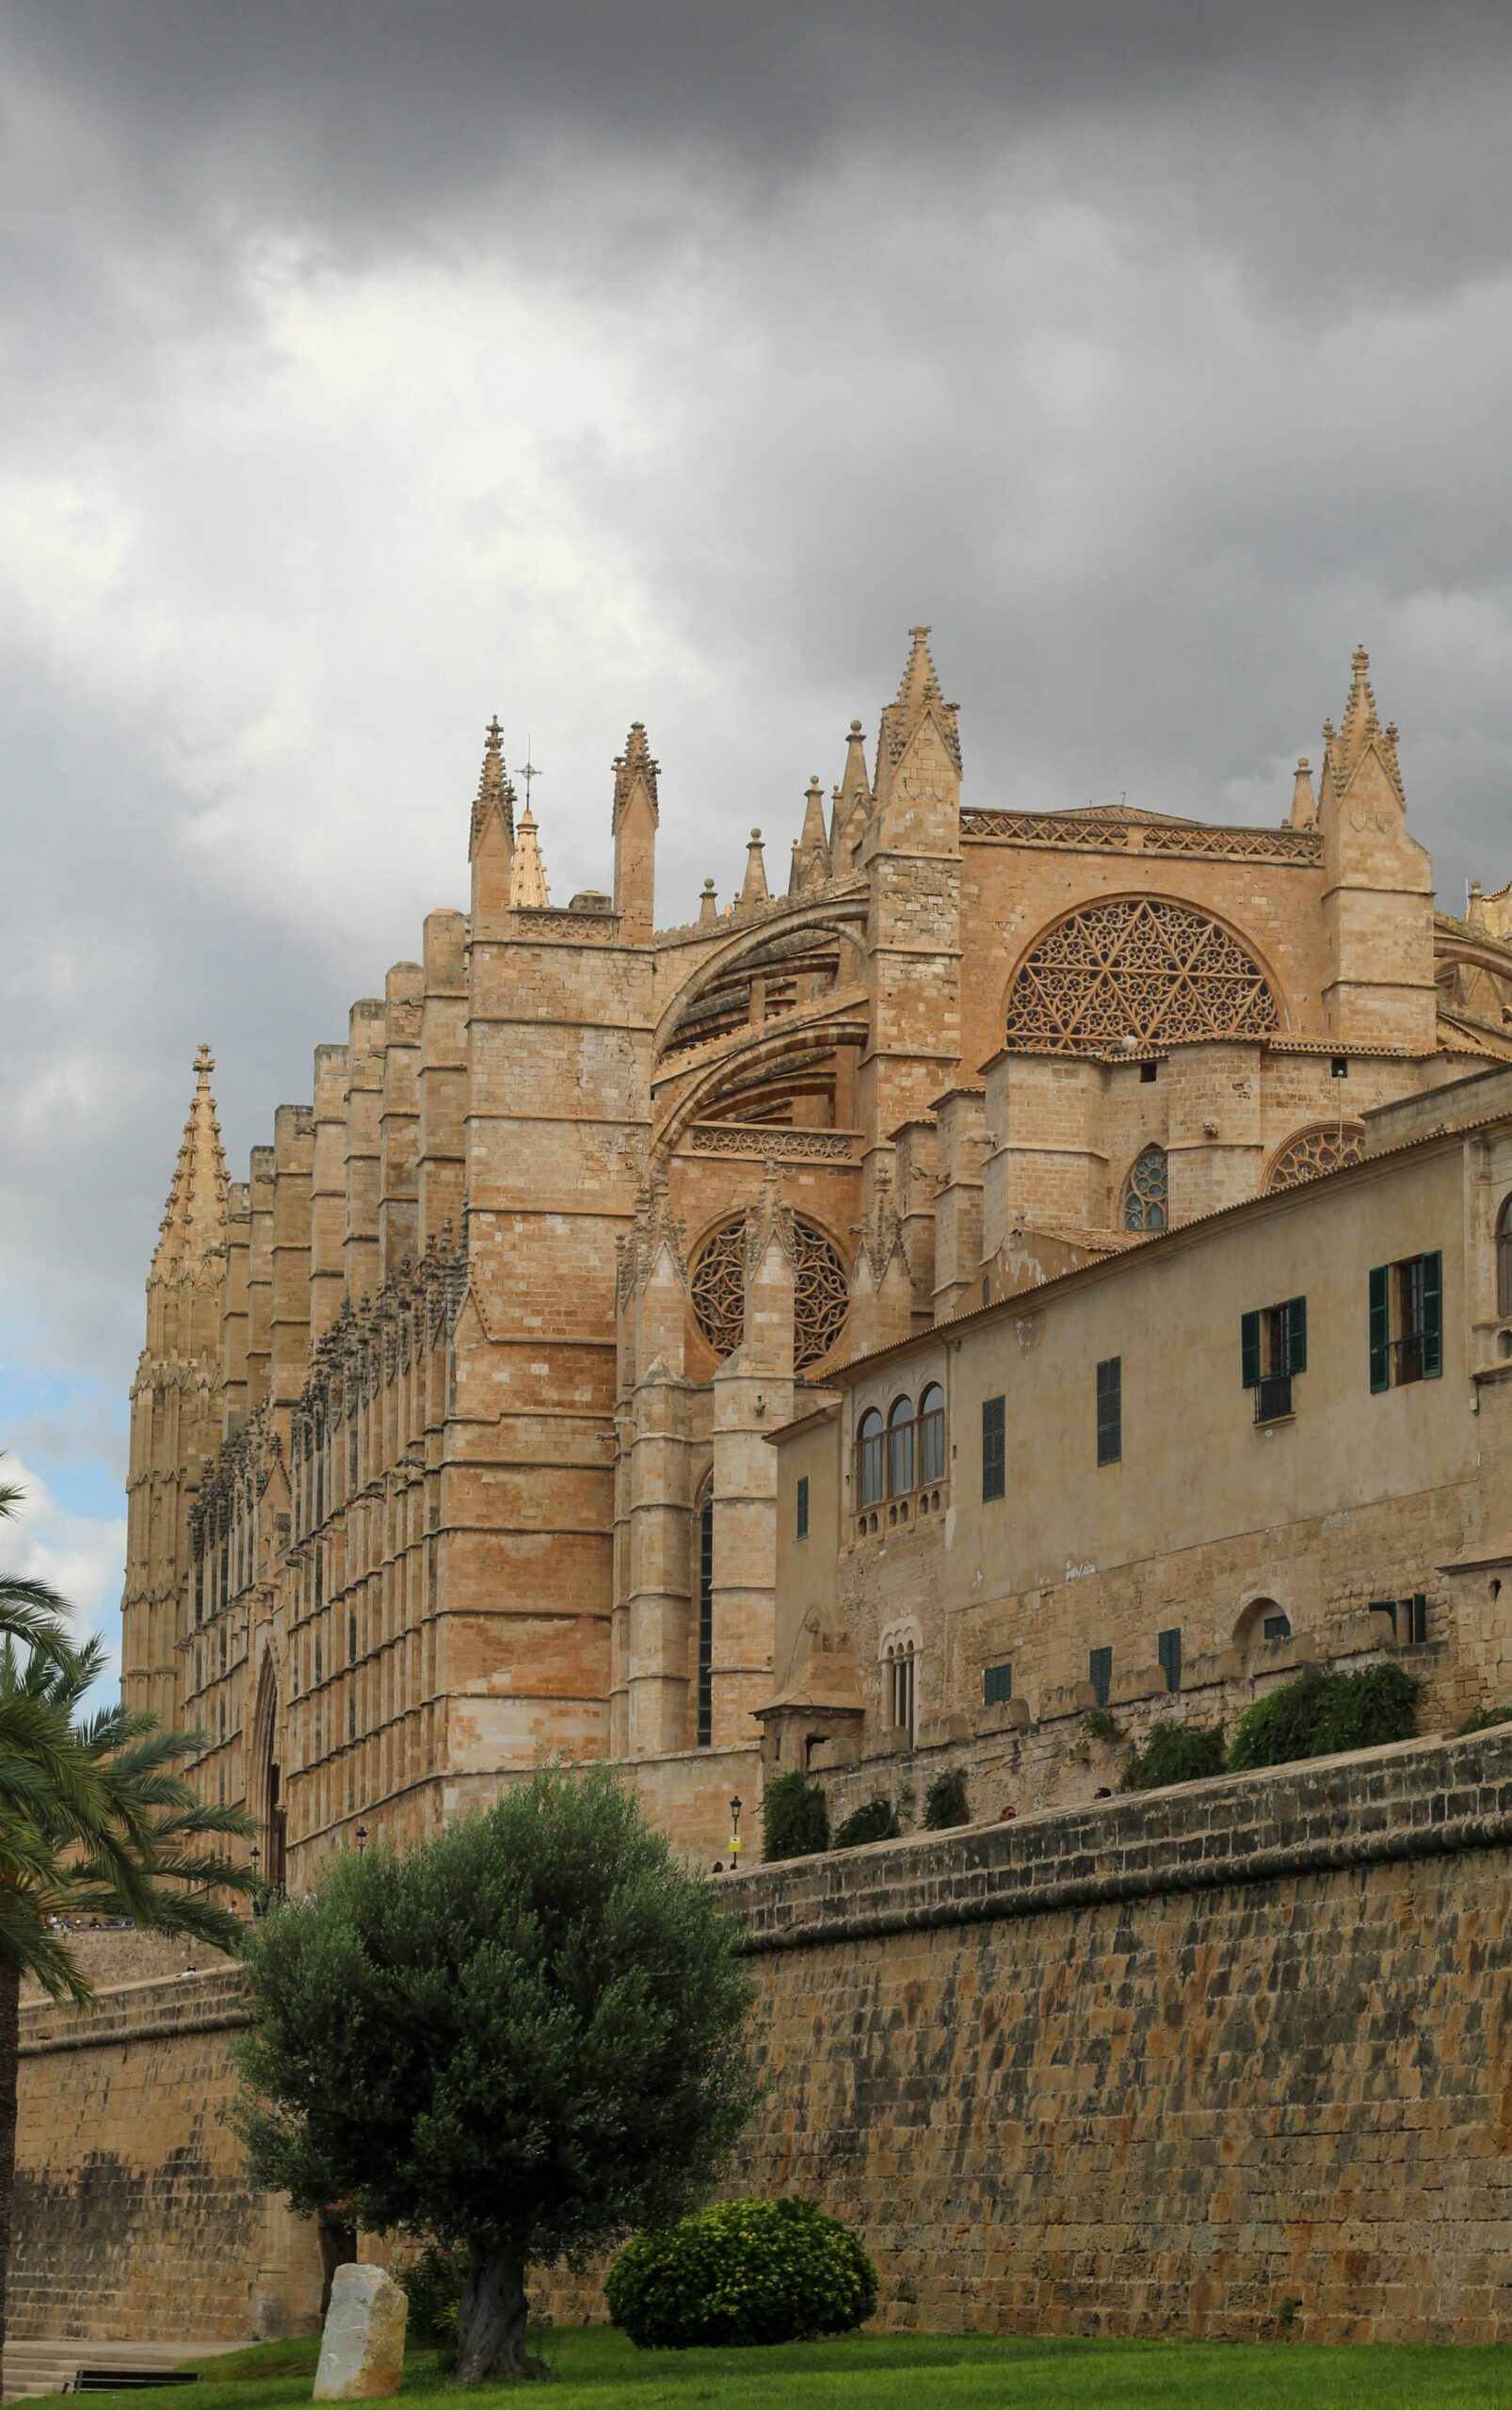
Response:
[233,1764,759,2382]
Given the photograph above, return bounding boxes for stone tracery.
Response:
[690,1212,851,1370]
[1005,896,1279,1056]
[1265,1122,1365,1190]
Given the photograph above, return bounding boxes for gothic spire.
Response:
[830,717,873,861]
[152,1044,229,1280]
[877,623,962,793]
[469,715,516,860]
[613,720,660,826]
[509,803,551,908]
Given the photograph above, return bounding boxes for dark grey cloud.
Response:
[3,0,1511,1677]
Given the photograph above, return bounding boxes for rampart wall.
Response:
[17,1729,1512,2345]
[13,1968,320,2343]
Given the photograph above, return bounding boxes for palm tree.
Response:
[0,1468,252,2367]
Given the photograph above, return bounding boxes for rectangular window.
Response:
[1263,1612,1291,1642]
[981,1395,1005,1502]
[796,1475,810,1540]
[982,1662,1013,1708]
[1243,1295,1306,1422]
[1371,1254,1443,1389]
[1373,1594,1429,1646]
[1096,1357,1122,1467]
[1089,1646,1113,1708]
[1157,1627,1182,1693]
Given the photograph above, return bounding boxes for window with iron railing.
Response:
[1242,1295,1306,1422]
[1369,1253,1442,1390]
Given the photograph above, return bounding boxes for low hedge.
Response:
[1228,1662,1417,1772]
[605,2197,877,2350]
[1121,1720,1227,1791]
[832,1797,900,1849]
[923,1767,971,1829]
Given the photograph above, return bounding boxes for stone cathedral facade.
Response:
[119,633,1512,1875]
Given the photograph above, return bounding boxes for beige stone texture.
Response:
[313,2265,407,2400]
[114,633,1512,1888]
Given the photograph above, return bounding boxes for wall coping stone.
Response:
[722,1727,1512,1954]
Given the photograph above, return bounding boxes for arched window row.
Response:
[856,1383,946,1519]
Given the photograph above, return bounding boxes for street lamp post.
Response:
[355,1824,368,1853]
[249,1843,263,1920]
[729,1794,743,1864]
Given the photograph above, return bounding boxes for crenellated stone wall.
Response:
[18,1729,1512,2346]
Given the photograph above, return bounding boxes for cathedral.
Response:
[119,632,1512,1872]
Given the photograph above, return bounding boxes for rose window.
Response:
[1266,1123,1365,1191]
[690,1214,850,1371]
[1005,897,1279,1055]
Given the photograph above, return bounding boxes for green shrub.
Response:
[762,1772,829,1862]
[1228,1663,1417,1773]
[1121,1720,1227,1791]
[606,2196,877,2350]
[832,1797,900,1849]
[1458,1702,1512,1735]
[1082,1708,1120,1744]
[923,1768,971,1829]
[398,2239,466,2347]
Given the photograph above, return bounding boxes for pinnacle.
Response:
[613,719,660,822]
[509,803,551,908]
[471,714,515,856]
[152,1047,230,1281]
[893,624,944,717]
[741,827,769,907]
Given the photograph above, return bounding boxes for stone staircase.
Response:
[3,2338,249,2401]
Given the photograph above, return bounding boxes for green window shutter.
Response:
[983,1662,1013,1708]
[1157,1627,1182,1693]
[796,1475,810,1539]
[1089,1647,1113,1708]
[1421,1250,1443,1378]
[1241,1309,1261,1388]
[1368,1266,1391,1392]
[1286,1294,1308,1376]
[981,1395,1005,1502]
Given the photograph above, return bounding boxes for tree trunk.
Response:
[0,1959,20,2390]
[316,2217,358,2320]
[454,2243,541,2384]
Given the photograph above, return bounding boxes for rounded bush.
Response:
[1228,1662,1417,1772]
[605,2196,877,2350]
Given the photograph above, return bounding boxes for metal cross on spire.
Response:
[520,737,542,812]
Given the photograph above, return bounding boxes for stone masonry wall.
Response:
[12,1970,321,2343]
[717,1726,1512,2344]
[20,1729,1512,2346]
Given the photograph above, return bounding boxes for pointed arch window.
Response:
[1122,1145,1168,1233]
[1499,1195,1512,1320]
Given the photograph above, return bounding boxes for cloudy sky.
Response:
[3,0,1511,1692]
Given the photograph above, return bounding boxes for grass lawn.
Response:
[149,2325,1512,2408]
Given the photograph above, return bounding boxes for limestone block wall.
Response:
[21,1732,1512,2348]
[12,1971,321,2343]
[722,1727,1512,2344]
